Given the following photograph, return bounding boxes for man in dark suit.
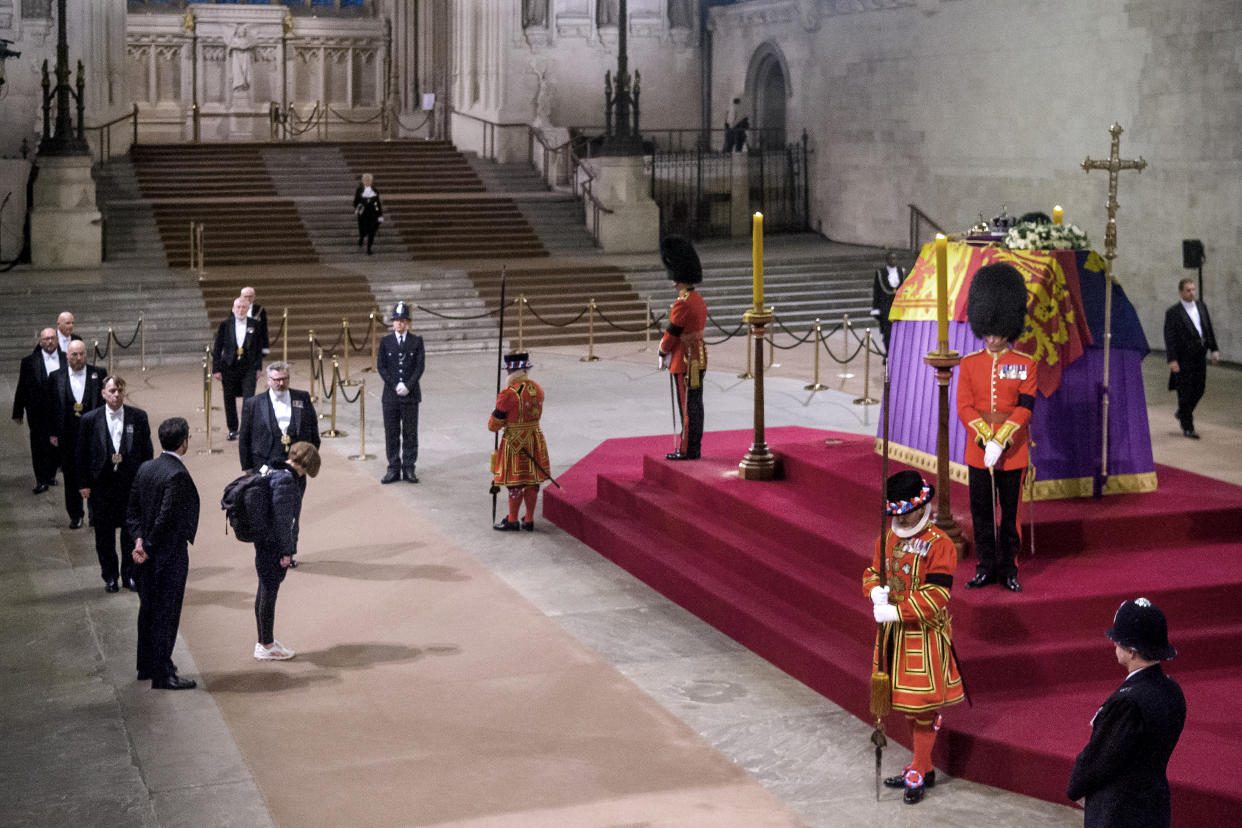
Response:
[48,340,105,528]
[239,360,320,474]
[1067,598,1186,828]
[212,297,265,441]
[377,302,425,483]
[240,286,270,358]
[1163,278,1219,439]
[127,417,200,690]
[12,327,64,493]
[871,251,908,352]
[77,375,154,593]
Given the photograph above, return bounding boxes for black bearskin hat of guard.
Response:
[660,235,703,285]
[967,262,1028,341]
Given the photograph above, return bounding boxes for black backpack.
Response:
[220,472,273,542]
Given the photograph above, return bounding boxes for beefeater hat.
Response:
[660,235,703,285]
[966,262,1028,341]
[885,469,934,516]
[503,352,532,371]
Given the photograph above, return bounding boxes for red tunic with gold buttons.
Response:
[658,289,708,378]
[488,378,550,486]
[956,347,1038,471]
[862,523,965,714]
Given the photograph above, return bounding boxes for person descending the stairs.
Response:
[353,172,383,255]
[657,235,708,461]
[864,470,965,805]
[489,352,551,532]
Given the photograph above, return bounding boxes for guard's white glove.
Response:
[658,352,669,370]
[984,440,1004,468]
[873,603,900,624]
[396,381,409,396]
[869,308,879,316]
[378,216,384,223]
[869,585,891,606]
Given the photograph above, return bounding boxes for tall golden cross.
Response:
[1081,122,1147,495]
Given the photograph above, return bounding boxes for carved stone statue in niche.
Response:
[530,58,553,127]
[596,0,619,26]
[668,0,694,28]
[523,0,548,28]
[228,25,256,92]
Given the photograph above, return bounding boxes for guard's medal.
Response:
[73,402,83,415]
[281,433,292,446]
[237,346,244,356]
[111,452,123,471]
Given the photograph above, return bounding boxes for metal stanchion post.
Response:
[307,330,317,403]
[317,349,328,418]
[106,329,114,376]
[518,294,526,352]
[837,314,855,379]
[580,299,600,362]
[363,309,378,373]
[804,319,828,391]
[321,359,347,438]
[348,377,375,460]
[853,329,879,405]
[139,312,146,372]
[738,327,754,379]
[197,349,208,412]
[281,307,288,363]
[188,221,195,277]
[196,223,205,282]
[766,308,780,369]
[341,317,355,385]
[198,350,222,454]
[642,296,652,351]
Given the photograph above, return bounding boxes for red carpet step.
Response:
[543,427,1242,826]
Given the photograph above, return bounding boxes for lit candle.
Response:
[935,234,948,349]
[1053,205,1063,225]
[752,212,764,311]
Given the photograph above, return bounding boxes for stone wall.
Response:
[709,0,1242,359]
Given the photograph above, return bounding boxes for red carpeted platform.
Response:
[544,427,1242,826]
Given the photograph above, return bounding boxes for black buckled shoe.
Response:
[1002,575,1023,592]
[105,580,119,594]
[521,520,534,532]
[884,768,935,789]
[380,470,401,484]
[151,674,196,691]
[665,451,694,461]
[966,571,994,588]
[493,518,522,532]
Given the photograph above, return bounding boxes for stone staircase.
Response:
[465,155,598,256]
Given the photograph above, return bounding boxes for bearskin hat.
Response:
[885,469,934,516]
[660,235,703,285]
[966,262,1028,341]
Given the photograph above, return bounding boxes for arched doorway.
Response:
[748,45,788,150]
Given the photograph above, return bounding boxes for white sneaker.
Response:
[254,641,295,661]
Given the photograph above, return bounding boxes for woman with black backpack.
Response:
[253,441,320,661]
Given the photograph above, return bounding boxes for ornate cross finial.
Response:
[1081,122,1147,262]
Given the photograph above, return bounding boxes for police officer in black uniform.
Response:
[1067,598,1186,828]
[377,302,425,484]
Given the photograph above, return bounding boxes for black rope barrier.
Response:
[336,381,364,404]
[413,298,517,321]
[704,319,747,345]
[94,339,110,360]
[594,306,660,333]
[327,106,385,125]
[311,329,346,354]
[848,322,888,359]
[317,360,336,397]
[271,314,287,342]
[524,302,589,328]
[113,319,143,349]
[706,312,746,338]
[822,330,867,364]
[345,317,374,353]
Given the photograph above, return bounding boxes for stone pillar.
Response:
[588,155,659,253]
[30,155,102,267]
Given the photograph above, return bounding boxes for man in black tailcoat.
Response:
[1163,278,1219,439]
[1067,598,1186,828]
[239,361,320,475]
[77,375,154,593]
[127,417,200,690]
[212,297,265,441]
[12,327,64,493]
[48,340,105,529]
[377,302,425,484]
[871,251,908,352]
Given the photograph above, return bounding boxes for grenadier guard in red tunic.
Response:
[864,470,965,805]
[955,262,1037,593]
[657,235,708,460]
[489,352,550,532]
